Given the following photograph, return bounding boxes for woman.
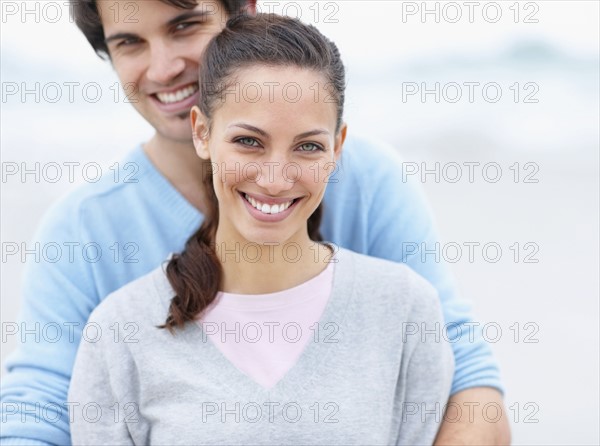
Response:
[69,13,453,445]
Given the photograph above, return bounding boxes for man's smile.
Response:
[154,83,199,104]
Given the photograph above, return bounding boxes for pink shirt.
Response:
[197,262,335,389]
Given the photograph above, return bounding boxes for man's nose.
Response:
[146,42,186,85]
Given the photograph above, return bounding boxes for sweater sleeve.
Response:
[395,273,455,445]
[1,196,100,446]
[67,304,135,446]
[349,137,502,395]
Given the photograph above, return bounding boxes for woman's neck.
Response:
[214,234,334,295]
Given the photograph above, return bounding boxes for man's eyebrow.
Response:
[104,10,210,45]
[229,123,270,138]
[166,10,212,27]
[293,129,330,142]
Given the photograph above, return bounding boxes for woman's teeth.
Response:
[156,84,198,104]
[244,193,294,214]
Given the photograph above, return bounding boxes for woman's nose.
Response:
[254,158,299,195]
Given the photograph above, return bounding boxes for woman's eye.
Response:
[236,137,260,147]
[298,143,322,152]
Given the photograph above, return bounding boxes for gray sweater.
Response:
[68,247,454,445]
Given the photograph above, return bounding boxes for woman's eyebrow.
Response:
[229,123,270,138]
[228,125,331,141]
[293,129,330,141]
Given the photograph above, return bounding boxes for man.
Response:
[1,0,510,444]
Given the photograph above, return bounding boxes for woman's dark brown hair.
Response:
[70,0,251,59]
[161,13,346,332]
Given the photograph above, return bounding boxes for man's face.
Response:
[99,0,228,143]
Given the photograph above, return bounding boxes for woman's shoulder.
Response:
[337,246,432,285]
[89,262,172,327]
[336,247,441,315]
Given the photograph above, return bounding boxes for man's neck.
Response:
[143,133,208,214]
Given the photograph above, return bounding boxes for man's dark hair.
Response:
[70,0,251,60]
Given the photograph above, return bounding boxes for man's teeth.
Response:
[244,194,294,215]
[156,84,198,104]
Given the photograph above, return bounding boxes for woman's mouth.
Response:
[243,193,297,214]
[239,192,302,222]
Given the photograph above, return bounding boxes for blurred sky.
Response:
[2,1,599,64]
[1,0,599,158]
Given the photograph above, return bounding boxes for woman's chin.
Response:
[237,228,300,250]
[240,233,287,247]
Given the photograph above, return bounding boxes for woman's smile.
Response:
[239,191,303,223]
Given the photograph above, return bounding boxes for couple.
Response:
[69,11,451,444]
[1,1,510,445]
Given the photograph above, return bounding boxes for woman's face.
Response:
[192,65,346,247]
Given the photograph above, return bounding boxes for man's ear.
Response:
[190,106,210,160]
[244,0,257,15]
[333,123,348,162]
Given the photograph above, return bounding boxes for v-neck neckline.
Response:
[152,246,356,404]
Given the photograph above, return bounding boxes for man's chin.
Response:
[154,127,195,145]
[138,107,195,143]
[150,117,195,145]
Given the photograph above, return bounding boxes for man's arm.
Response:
[1,198,98,445]
[323,135,510,442]
[435,387,511,445]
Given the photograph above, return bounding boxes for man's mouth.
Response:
[155,83,199,105]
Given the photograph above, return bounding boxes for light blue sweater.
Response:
[68,247,454,445]
[1,135,502,445]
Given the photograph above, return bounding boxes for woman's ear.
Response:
[190,106,210,160]
[333,123,348,162]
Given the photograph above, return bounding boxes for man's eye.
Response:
[117,38,140,47]
[174,21,202,32]
[298,143,323,152]
[236,137,260,147]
